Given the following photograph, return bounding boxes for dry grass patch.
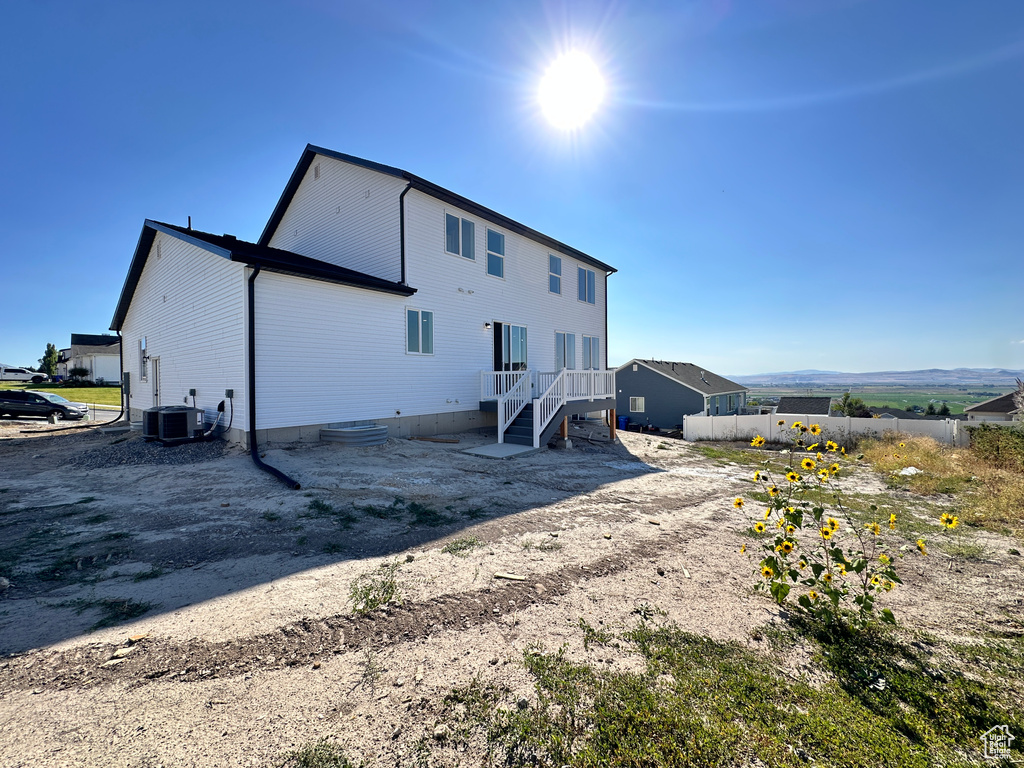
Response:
[860,434,1024,536]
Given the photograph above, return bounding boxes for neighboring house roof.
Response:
[964,392,1019,415]
[869,407,927,420]
[616,359,747,397]
[776,396,833,415]
[70,334,119,347]
[259,145,617,275]
[68,345,121,356]
[110,220,416,331]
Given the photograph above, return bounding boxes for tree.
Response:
[836,391,872,418]
[38,343,58,377]
[937,403,951,417]
[925,403,936,416]
[69,366,89,380]
[1014,378,1024,419]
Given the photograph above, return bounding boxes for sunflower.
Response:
[753,471,762,482]
[778,540,794,555]
[740,544,746,554]
[768,486,780,497]
[786,471,800,483]
[827,517,839,532]
[763,509,771,521]
[750,435,766,448]
[807,443,819,452]
[883,581,894,592]
[916,539,928,556]
[761,565,774,580]
[795,438,805,447]
[820,527,833,540]
[800,426,809,434]
[837,564,846,575]
[879,553,890,565]
[898,442,905,448]
[754,522,766,533]
[865,522,881,536]
[786,524,796,534]
[791,421,803,430]
[816,452,825,462]
[777,419,786,427]
[817,469,830,481]
[870,575,881,586]
[801,458,816,471]
[733,497,745,509]
[809,590,819,600]
[809,424,822,436]
[798,559,807,570]
[777,517,786,529]
[822,572,833,584]
[889,513,897,530]
[829,463,840,475]
[940,513,959,529]
[840,446,847,455]
[826,440,838,452]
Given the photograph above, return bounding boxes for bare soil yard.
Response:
[0,420,1021,766]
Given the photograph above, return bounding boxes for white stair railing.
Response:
[533,369,566,448]
[481,371,527,400]
[496,372,530,444]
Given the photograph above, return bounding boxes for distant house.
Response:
[776,396,833,416]
[964,393,1019,422]
[614,359,748,428]
[57,334,121,383]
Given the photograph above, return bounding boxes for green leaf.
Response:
[852,559,867,574]
[770,581,791,604]
[810,563,824,578]
[880,608,896,625]
[797,594,812,610]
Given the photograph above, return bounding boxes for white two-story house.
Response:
[110,145,617,449]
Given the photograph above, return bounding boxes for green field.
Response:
[0,382,122,407]
[746,385,1012,415]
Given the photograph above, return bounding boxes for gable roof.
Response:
[259,145,617,275]
[776,396,833,415]
[964,392,1019,414]
[617,359,747,396]
[70,334,119,348]
[110,220,415,331]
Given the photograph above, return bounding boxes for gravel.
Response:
[65,434,234,469]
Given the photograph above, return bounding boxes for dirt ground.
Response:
[0,418,1021,766]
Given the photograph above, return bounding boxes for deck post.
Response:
[560,416,568,439]
[609,408,616,441]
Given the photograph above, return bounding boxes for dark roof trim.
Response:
[258,145,617,275]
[70,333,119,347]
[110,220,414,331]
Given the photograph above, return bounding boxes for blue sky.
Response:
[2,0,1022,375]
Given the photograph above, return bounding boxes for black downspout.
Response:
[247,265,301,489]
[114,329,126,423]
[399,182,412,284]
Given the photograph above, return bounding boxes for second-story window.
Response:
[445,213,475,260]
[487,229,504,278]
[578,267,595,304]
[549,255,562,294]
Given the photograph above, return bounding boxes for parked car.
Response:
[0,390,88,420]
[0,366,49,384]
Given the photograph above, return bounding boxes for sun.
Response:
[538,51,605,131]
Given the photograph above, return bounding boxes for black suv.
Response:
[0,390,89,420]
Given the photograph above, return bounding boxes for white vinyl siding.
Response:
[266,155,407,282]
[630,397,645,412]
[120,232,247,427]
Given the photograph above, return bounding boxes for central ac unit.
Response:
[143,406,205,443]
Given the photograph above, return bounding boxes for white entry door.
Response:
[151,358,160,406]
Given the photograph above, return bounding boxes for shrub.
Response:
[739,422,923,630]
[966,423,1024,472]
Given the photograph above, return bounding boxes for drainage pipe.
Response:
[247,265,301,489]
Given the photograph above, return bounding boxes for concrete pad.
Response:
[462,441,544,459]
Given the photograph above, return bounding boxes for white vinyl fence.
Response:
[682,413,972,446]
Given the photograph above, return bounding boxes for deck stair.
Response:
[502,403,534,446]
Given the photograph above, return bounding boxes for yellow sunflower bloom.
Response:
[883,581,894,591]
[820,527,833,540]
[829,463,840,475]
[827,517,839,532]
[740,544,746,554]
[865,522,881,536]
[826,440,838,452]
[733,497,745,509]
[807,443,819,452]
[751,435,766,448]
[809,590,819,600]
[879,553,890,565]
[754,522,766,533]
[889,513,897,530]
[786,524,796,534]
[898,442,905,448]
[768,486,780,497]
[870,575,881,586]
[940,513,959,529]
[809,424,822,436]
[801,458,816,471]
[798,559,807,570]
[817,469,830,481]
[779,540,794,554]
[777,517,786,529]
[764,508,771,521]
[777,419,786,427]
[753,471,762,482]
[791,421,803,430]
[837,564,846,575]
[822,572,833,584]
[841,446,847,455]
[786,471,800,483]
[761,565,774,580]
[816,452,825,461]
[916,539,928,556]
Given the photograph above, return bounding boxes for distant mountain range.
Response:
[730,368,1024,387]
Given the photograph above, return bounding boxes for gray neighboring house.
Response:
[775,396,834,416]
[964,393,1020,422]
[615,359,748,428]
[57,334,121,383]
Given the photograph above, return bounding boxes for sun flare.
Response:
[538,51,605,131]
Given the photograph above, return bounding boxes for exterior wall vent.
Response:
[314,162,321,180]
[156,241,161,258]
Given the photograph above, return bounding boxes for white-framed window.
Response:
[444,213,475,260]
[577,267,596,304]
[139,337,148,381]
[728,394,735,411]
[548,255,561,294]
[582,335,600,370]
[406,309,434,355]
[486,228,504,278]
[555,331,576,370]
[630,397,645,413]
